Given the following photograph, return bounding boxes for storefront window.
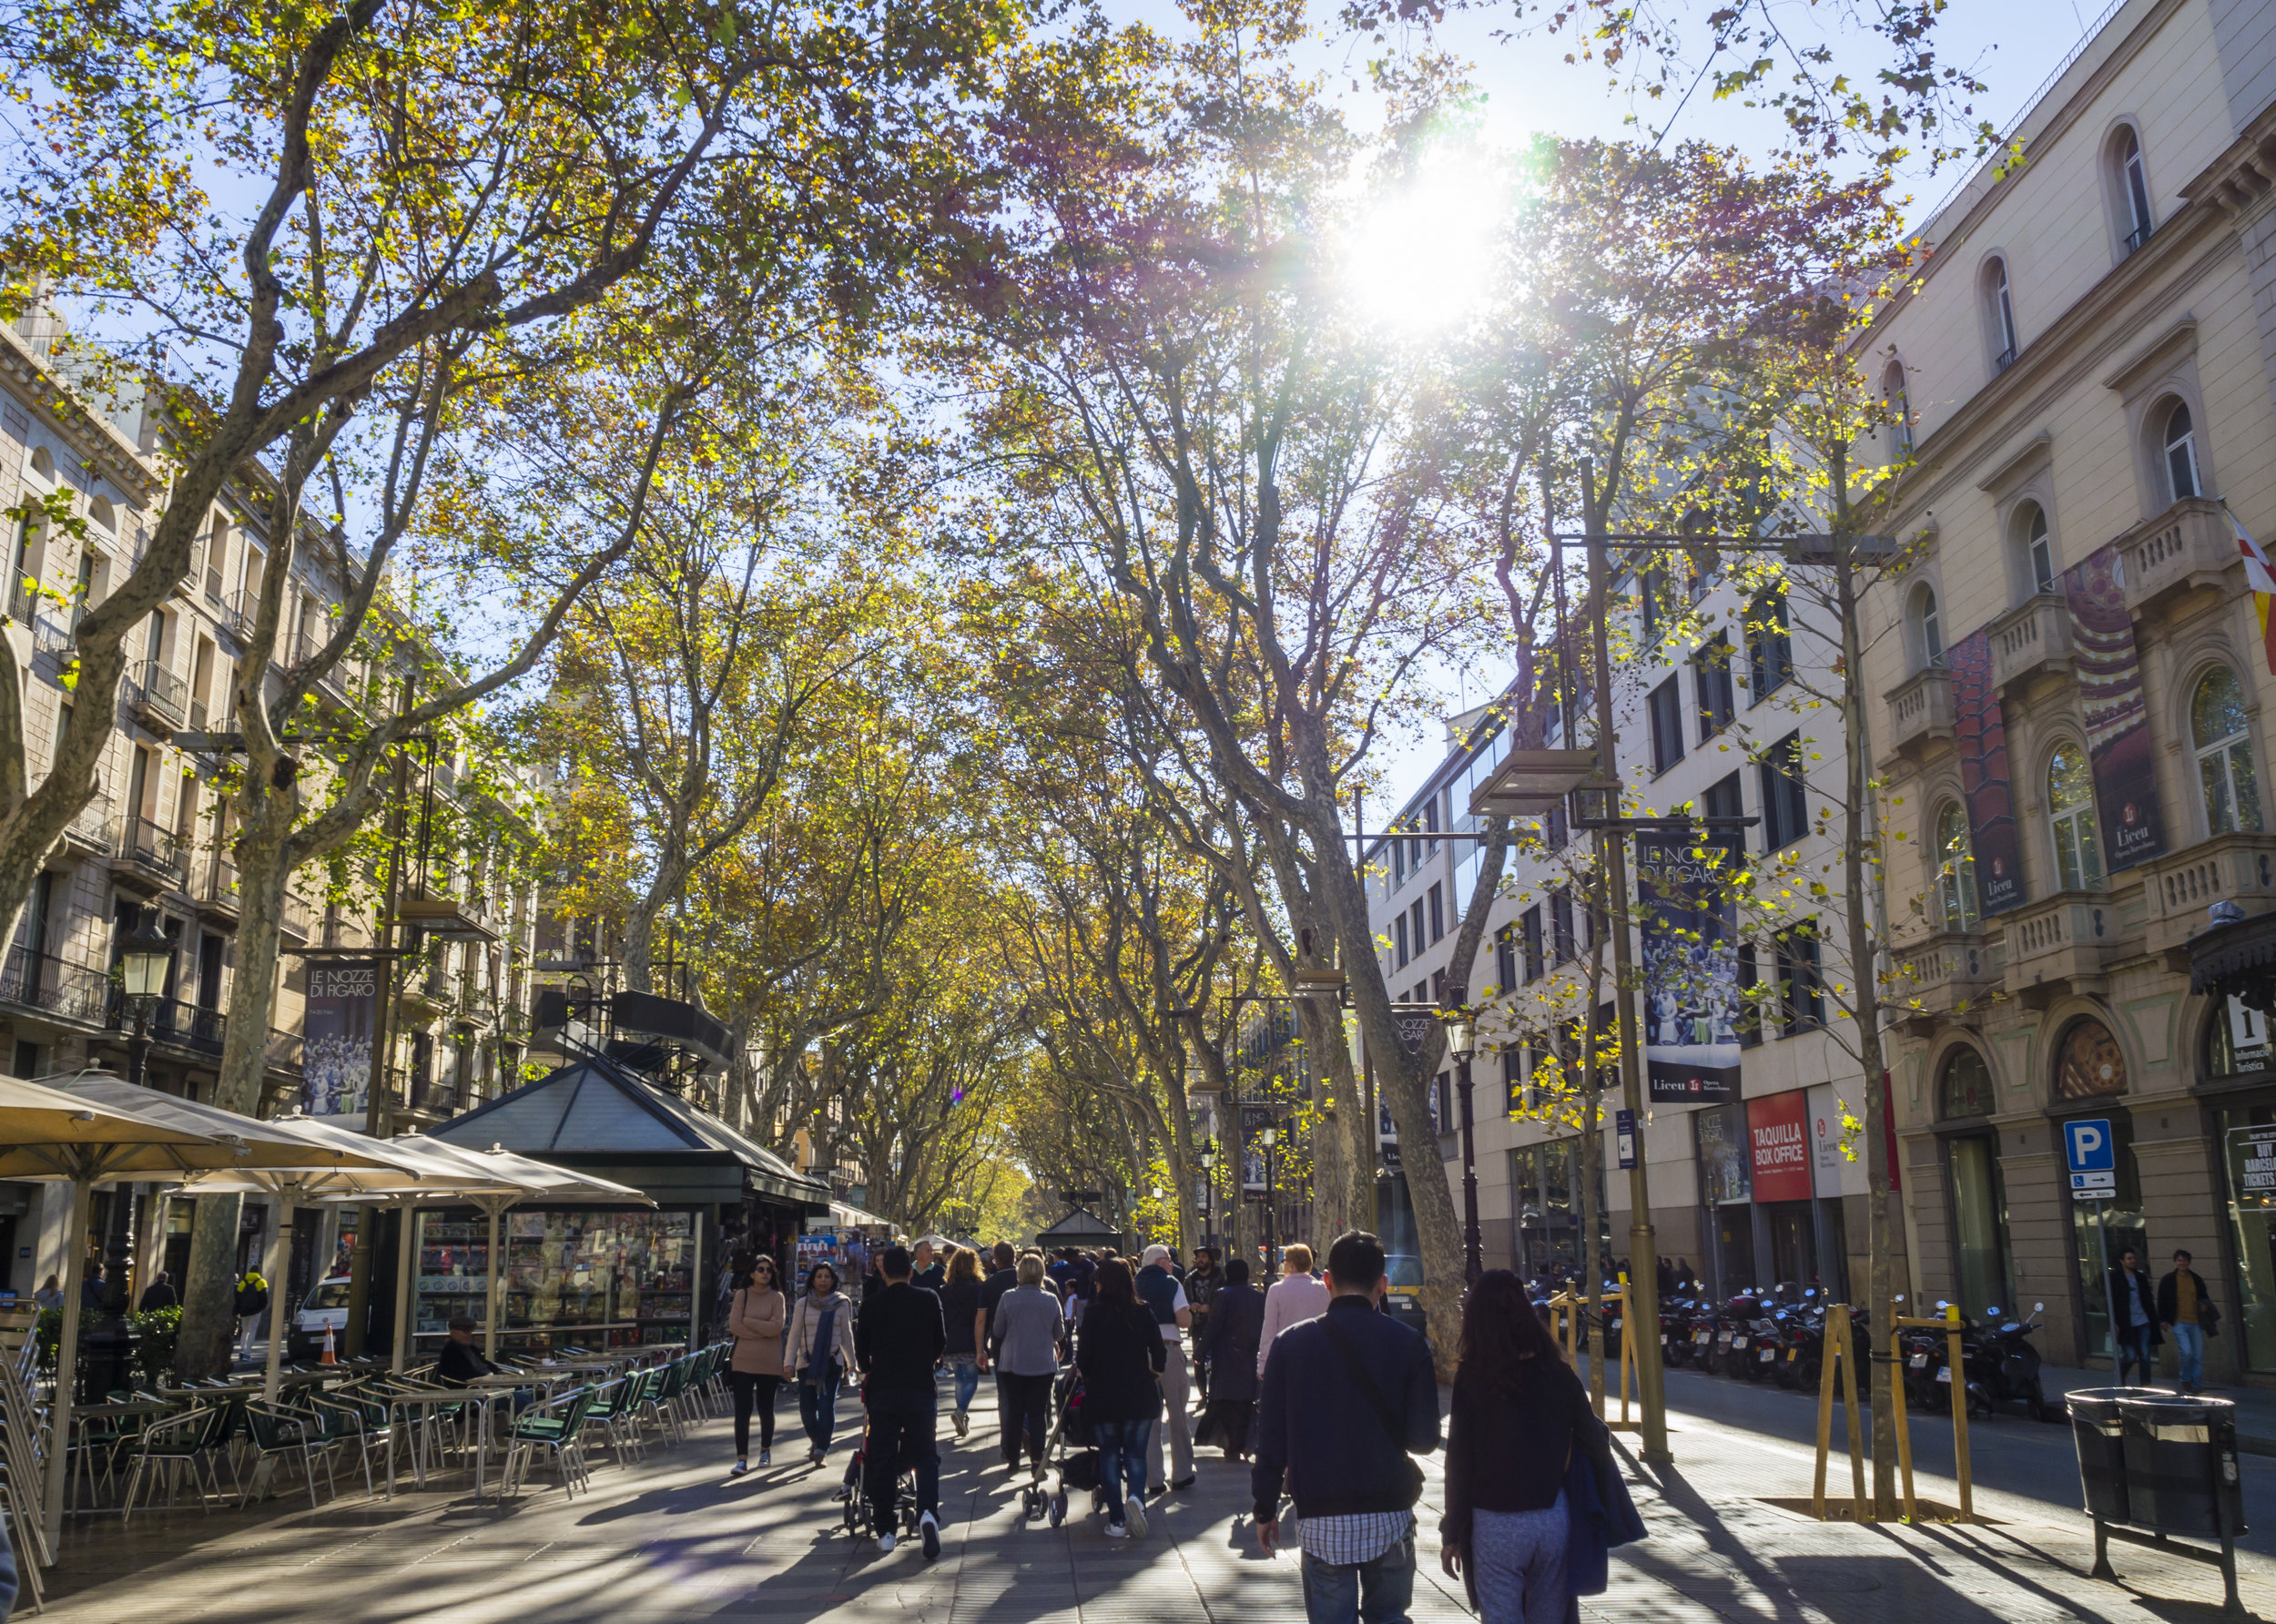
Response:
[2067,1114,2144,1362]
[1938,1047,1995,1119]
[415,1208,693,1350]
[2207,999,2272,1079]
[2220,1107,2276,1371]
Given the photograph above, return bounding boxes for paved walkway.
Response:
[28,1375,2276,1624]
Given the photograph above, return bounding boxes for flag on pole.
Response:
[2230,505,2276,676]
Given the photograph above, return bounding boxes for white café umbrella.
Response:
[144,1110,537,1392]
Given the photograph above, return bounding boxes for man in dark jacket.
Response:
[2109,1248,2161,1387]
[854,1245,948,1558]
[1186,1248,1221,1401]
[1198,1256,1266,1458]
[1252,1231,1439,1624]
[137,1270,178,1313]
[2157,1249,2218,1393]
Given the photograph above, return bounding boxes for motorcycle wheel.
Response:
[1798,1355,1822,1393]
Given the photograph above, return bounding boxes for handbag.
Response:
[1322,1318,1426,1507]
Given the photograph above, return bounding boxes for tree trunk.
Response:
[172,1192,244,1378]
[1300,998,1349,1242]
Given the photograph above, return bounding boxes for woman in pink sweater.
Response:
[1255,1243,1332,1378]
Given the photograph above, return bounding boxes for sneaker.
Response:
[1147,1485,1167,1497]
[1105,1519,1130,1538]
[1170,1476,1194,1491]
[810,1446,826,1464]
[879,1531,896,1554]
[730,1459,749,1477]
[953,1410,970,1439]
[921,1512,941,1559]
[758,1449,770,1467]
[1125,1495,1147,1538]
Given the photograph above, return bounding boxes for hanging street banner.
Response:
[1947,626,2027,915]
[301,959,381,1118]
[1637,831,1741,1103]
[2063,543,2167,873]
[1240,1101,1274,1193]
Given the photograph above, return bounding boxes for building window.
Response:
[1392,837,1405,887]
[1935,802,1979,932]
[1777,924,1824,1031]
[1641,566,1668,638]
[1495,924,1516,991]
[1985,256,2019,371]
[1431,968,1447,1007]
[1883,358,1912,454]
[1396,914,1409,968]
[1428,882,1444,944]
[1409,900,1424,959]
[1938,1045,1995,1118]
[1648,675,1684,773]
[1520,906,1543,980]
[1503,1048,1527,1115]
[1745,587,1792,701]
[1550,888,1575,964]
[1702,770,1743,827]
[2193,665,2263,835]
[2017,502,2054,595]
[1694,634,1735,741]
[2054,1017,2127,1100]
[2114,125,2153,253]
[1915,584,1944,668]
[2048,745,2105,891]
[1758,731,1809,851]
[1736,941,1761,1047]
[2163,400,2202,502]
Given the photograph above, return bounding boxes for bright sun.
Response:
[1341,152,1504,335]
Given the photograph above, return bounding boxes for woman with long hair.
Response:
[1075,1255,1165,1538]
[940,1244,987,1440]
[786,1262,859,1462]
[725,1250,787,1473]
[1441,1270,1592,1623]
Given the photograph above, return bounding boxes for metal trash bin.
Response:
[2118,1393,2246,1537]
[2066,1385,2170,1523]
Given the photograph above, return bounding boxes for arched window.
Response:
[1934,802,1978,932]
[2016,502,2054,595]
[2048,746,2104,891]
[1986,258,2019,370]
[1915,584,1944,668]
[2055,1018,2127,1100]
[88,496,116,533]
[1883,359,1913,455]
[2193,665,2262,835]
[1938,1046,1995,1118]
[27,446,53,482]
[2115,126,2153,252]
[2163,400,2201,502]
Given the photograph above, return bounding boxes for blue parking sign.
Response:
[2066,1118,2114,1174]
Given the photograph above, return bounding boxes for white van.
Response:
[290,1275,352,1360]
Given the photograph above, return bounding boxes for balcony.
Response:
[400,962,458,1020]
[202,854,240,920]
[113,815,187,890]
[1884,668,1956,762]
[62,789,112,855]
[0,947,109,1028]
[1892,930,2000,1032]
[108,989,226,1055]
[216,590,252,644]
[32,612,72,661]
[2120,498,2234,619]
[2139,831,2276,961]
[265,1027,304,1076]
[2002,889,2126,1005]
[202,559,225,608]
[126,659,188,736]
[1987,594,2075,692]
[278,890,315,939]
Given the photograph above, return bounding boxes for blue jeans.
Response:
[2172,1322,2206,1388]
[2119,1324,2156,1386]
[799,1370,842,1452]
[1092,1416,1152,1523]
[1300,1532,1417,1624]
[949,1355,981,1415]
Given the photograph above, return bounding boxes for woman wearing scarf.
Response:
[787,1263,859,1462]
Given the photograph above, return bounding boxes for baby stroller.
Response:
[1041,1365,1102,1528]
[836,1387,922,1542]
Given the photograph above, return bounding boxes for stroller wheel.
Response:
[1049,1491,1066,1527]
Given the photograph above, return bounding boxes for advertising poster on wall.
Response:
[1947,628,2027,915]
[1695,1104,1751,1205]
[1746,1090,1814,1203]
[300,959,380,1117]
[2063,543,2167,872]
[1637,831,1741,1102]
[1240,1101,1273,1194]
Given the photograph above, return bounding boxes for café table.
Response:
[62,1397,180,1513]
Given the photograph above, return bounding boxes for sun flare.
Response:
[1341,152,1505,335]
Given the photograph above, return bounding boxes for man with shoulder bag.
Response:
[1250,1231,1440,1624]
[2159,1248,2221,1395]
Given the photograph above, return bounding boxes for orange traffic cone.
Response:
[320,1323,337,1365]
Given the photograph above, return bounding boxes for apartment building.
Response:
[0,309,538,1303]
[1861,0,2276,1375]
[1363,551,1885,1304]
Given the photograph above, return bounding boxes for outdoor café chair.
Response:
[121,1403,233,1523]
[501,1386,596,1499]
[240,1400,337,1508]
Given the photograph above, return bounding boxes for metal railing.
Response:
[107,989,227,1054]
[128,660,188,727]
[279,891,315,937]
[218,590,253,642]
[0,946,108,1025]
[205,854,239,908]
[265,1027,304,1074]
[117,815,186,883]
[1993,345,2017,374]
[65,789,111,847]
[2123,221,2153,255]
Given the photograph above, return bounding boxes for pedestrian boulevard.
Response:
[30,1382,2276,1623]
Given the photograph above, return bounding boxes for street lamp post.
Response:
[1446,1009,1482,1286]
[86,912,173,1396]
[1260,1123,1278,1272]
[1198,1140,1216,1251]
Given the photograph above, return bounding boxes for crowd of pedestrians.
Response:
[716,1226,1643,1624]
